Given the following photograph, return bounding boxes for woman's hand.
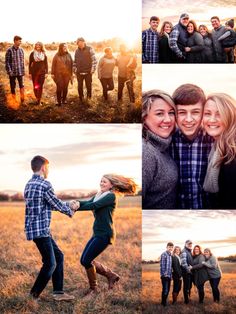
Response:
[185,47,191,52]
[69,200,80,211]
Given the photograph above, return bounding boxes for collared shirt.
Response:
[142,28,159,63]
[5,45,25,76]
[24,174,73,240]
[160,251,172,278]
[170,129,214,209]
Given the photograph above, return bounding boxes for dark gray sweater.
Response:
[142,130,178,209]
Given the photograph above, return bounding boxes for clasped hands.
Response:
[69,200,80,213]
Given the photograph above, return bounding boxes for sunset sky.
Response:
[0,124,141,192]
[142,210,236,260]
[143,64,236,99]
[142,0,236,30]
[0,0,141,46]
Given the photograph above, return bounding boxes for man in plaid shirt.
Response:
[170,84,214,209]
[5,36,25,103]
[142,16,160,63]
[24,155,78,301]
[160,242,174,306]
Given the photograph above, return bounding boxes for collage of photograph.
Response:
[0,0,235,314]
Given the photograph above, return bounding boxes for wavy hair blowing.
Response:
[206,93,236,166]
[103,174,137,195]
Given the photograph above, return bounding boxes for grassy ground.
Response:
[0,196,141,314]
[0,51,141,123]
[142,262,236,314]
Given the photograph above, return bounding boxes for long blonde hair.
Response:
[34,41,45,53]
[206,93,236,166]
[103,174,137,194]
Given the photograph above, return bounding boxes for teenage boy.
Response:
[24,155,78,301]
[171,84,214,209]
[160,242,174,306]
[5,35,25,103]
[210,16,227,63]
[142,16,160,63]
[180,240,194,304]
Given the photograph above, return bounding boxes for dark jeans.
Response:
[182,272,193,303]
[100,78,114,99]
[210,277,221,302]
[77,73,92,99]
[173,276,182,293]
[32,73,45,101]
[80,236,109,269]
[9,75,24,94]
[118,76,135,102]
[161,276,171,305]
[55,75,70,104]
[31,236,64,297]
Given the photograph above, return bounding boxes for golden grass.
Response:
[0,51,141,123]
[142,262,236,314]
[0,197,141,313]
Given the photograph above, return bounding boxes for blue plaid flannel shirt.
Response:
[142,28,159,63]
[5,46,25,76]
[170,129,214,209]
[24,174,73,240]
[160,251,172,278]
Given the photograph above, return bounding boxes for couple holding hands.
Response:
[24,155,136,301]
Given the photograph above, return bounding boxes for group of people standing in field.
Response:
[160,241,222,306]
[142,14,236,63]
[5,36,137,106]
[142,84,236,209]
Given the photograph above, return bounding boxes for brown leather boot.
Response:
[172,292,178,304]
[84,265,98,297]
[92,261,120,289]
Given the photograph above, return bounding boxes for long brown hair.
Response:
[103,174,137,194]
[159,21,173,37]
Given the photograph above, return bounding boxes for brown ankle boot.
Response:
[92,261,120,289]
[172,292,178,304]
[84,265,98,297]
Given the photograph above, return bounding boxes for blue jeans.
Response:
[9,75,24,94]
[210,277,221,302]
[161,276,171,305]
[80,236,109,269]
[31,236,64,297]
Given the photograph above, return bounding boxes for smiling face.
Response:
[35,43,42,52]
[145,98,176,138]
[167,245,174,253]
[164,23,172,34]
[100,176,113,193]
[199,26,207,36]
[149,20,159,31]
[194,246,200,256]
[181,17,189,27]
[211,18,220,30]
[203,99,225,139]
[187,23,194,34]
[177,102,203,140]
[186,242,192,250]
[204,250,211,259]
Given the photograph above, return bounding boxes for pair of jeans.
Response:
[9,75,24,94]
[100,78,114,99]
[80,236,109,269]
[118,76,135,102]
[77,73,92,99]
[161,276,171,305]
[32,73,45,101]
[210,277,221,301]
[182,272,193,303]
[31,236,64,297]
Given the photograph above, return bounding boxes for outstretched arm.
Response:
[78,193,115,212]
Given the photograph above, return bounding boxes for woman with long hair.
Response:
[159,21,175,63]
[185,20,204,63]
[76,174,137,296]
[203,93,236,208]
[172,246,182,304]
[51,43,73,106]
[191,245,209,303]
[142,90,178,209]
[29,42,48,104]
[198,25,214,63]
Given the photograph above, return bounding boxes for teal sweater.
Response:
[78,192,116,244]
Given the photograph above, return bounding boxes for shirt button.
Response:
[188,178,191,182]
[189,194,191,198]
[188,161,190,165]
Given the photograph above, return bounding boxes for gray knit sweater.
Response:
[142,130,178,209]
[203,255,222,279]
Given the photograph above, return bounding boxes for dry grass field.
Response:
[0,50,141,123]
[142,262,236,314]
[0,196,141,314]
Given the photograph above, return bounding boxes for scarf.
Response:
[34,50,45,62]
[93,190,111,202]
[203,144,220,193]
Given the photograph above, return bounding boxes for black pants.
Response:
[197,283,205,303]
[32,73,45,101]
[9,75,24,94]
[182,272,193,303]
[100,78,114,99]
[210,277,221,302]
[161,276,171,305]
[172,276,182,293]
[77,73,92,99]
[55,75,70,104]
[31,236,64,297]
[80,236,109,269]
[118,76,135,102]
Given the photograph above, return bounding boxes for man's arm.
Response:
[78,193,115,212]
[180,251,190,272]
[142,30,148,63]
[90,47,97,73]
[169,28,184,58]
[5,49,12,75]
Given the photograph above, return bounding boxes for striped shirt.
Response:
[170,129,214,209]
[5,46,25,76]
[142,28,159,63]
[24,174,73,240]
[160,251,172,278]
